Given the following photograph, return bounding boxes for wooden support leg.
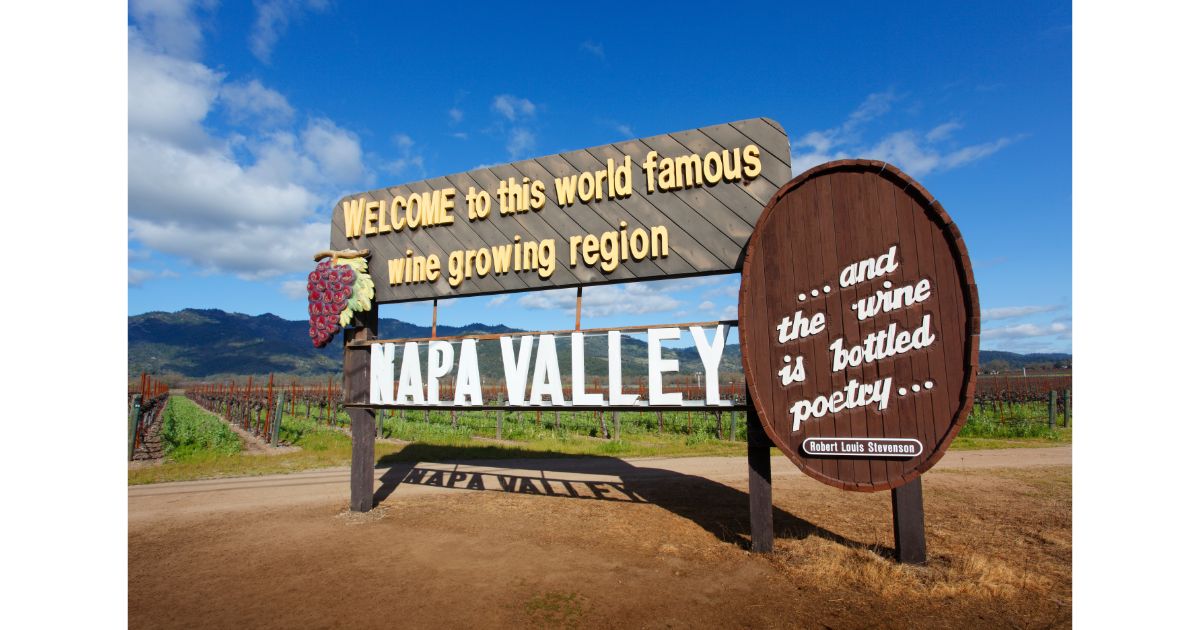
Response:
[349,408,375,512]
[891,477,927,564]
[344,301,378,513]
[746,403,773,553]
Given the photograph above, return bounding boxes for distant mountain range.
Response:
[128,309,741,380]
[128,309,1070,380]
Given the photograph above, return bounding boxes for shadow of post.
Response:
[374,444,891,556]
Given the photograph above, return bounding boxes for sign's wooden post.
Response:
[747,399,774,553]
[891,477,927,564]
[345,302,378,513]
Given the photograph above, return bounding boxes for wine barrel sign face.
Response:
[739,160,979,492]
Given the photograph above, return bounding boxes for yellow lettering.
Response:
[390,195,406,231]
[569,235,583,266]
[425,255,441,282]
[388,258,403,284]
[650,225,669,258]
[554,174,579,206]
[658,157,675,190]
[599,230,619,273]
[440,188,455,224]
[537,239,555,279]
[642,151,659,194]
[582,234,600,266]
[364,201,380,235]
[677,154,701,188]
[630,228,649,259]
[491,244,513,273]
[448,250,464,287]
[722,149,742,182]
[342,197,366,238]
[530,180,546,210]
[702,151,723,185]
[578,171,595,202]
[474,247,492,277]
[743,145,762,179]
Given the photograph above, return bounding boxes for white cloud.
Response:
[981,320,1072,341]
[490,94,539,159]
[506,127,536,159]
[519,284,682,317]
[704,283,739,299]
[280,279,309,299]
[128,132,319,227]
[130,219,329,280]
[127,14,369,282]
[925,121,963,142]
[580,40,605,59]
[492,94,536,121]
[448,107,463,124]
[487,295,510,307]
[790,91,1021,177]
[221,79,294,127]
[719,305,738,320]
[129,0,215,59]
[301,119,365,184]
[249,0,329,64]
[129,267,179,287]
[382,133,425,176]
[698,300,716,311]
[982,304,1064,321]
[128,33,222,150]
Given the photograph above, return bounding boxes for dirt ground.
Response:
[129,448,1071,629]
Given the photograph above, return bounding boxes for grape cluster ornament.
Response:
[307,250,374,348]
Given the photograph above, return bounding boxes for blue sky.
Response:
[127,0,1071,353]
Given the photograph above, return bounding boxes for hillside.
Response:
[128,309,520,378]
[129,309,1070,380]
[128,309,741,379]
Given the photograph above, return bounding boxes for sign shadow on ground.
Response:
[374,444,893,556]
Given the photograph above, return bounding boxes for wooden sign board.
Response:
[345,323,741,410]
[328,118,791,303]
[738,161,979,492]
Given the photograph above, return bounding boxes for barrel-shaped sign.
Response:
[739,160,979,491]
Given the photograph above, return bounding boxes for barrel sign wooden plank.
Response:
[739,160,979,492]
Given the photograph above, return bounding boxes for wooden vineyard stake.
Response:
[746,399,773,553]
[891,477,927,564]
[1048,390,1058,430]
[496,393,504,439]
[127,395,142,461]
[244,376,253,431]
[271,393,284,446]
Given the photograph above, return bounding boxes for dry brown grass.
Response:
[131,458,1071,629]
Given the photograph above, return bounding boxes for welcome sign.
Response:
[739,161,979,492]
[329,118,791,303]
[358,324,735,409]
